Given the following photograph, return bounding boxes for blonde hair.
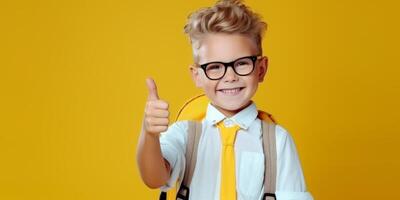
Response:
[183,0,267,64]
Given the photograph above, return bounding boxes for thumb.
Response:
[146,77,159,100]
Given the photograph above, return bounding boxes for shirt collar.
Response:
[205,101,258,130]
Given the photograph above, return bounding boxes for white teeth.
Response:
[220,88,241,94]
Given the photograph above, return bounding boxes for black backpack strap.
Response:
[176,120,202,200]
[261,120,277,200]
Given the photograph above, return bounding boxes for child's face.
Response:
[190,33,268,117]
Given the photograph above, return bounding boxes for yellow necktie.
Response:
[217,121,240,200]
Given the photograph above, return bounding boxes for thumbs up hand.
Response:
[143,78,170,136]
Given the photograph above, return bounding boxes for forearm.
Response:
[138,78,171,188]
[136,127,171,188]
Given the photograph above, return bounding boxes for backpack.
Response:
[159,94,278,200]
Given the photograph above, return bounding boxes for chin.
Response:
[214,100,251,113]
[222,104,243,111]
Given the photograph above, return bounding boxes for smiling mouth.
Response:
[217,87,245,95]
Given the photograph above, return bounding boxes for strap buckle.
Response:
[159,191,167,200]
[263,193,277,200]
[176,184,190,200]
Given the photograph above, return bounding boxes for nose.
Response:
[223,66,238,82]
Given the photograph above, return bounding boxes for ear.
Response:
[189,64,203,88]
[257,56,268,82]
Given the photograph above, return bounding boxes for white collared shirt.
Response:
[159,102,314,200]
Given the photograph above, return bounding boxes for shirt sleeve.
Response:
[158,120,188,192]
[274,124,314,200]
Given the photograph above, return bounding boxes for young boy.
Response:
[137,0,314,199]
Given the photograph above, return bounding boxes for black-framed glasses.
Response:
[198,55,262,80]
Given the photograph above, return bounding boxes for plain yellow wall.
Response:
[1,0,399,199]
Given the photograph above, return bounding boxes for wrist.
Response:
[144,130,160,140]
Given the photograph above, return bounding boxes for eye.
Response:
[235,58,252,66]
[206,64,223,71]
[237,61,248,66]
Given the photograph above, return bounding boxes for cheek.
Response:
[200,79,218,94]
[205,83,217,94]
[251,78,260,87]
[245,77,260,92]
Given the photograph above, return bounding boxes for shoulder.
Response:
[164,120,205,132]
[274,123,297,156]
[159,120,188,141]
[261,121,292,142]
[159,120,196,145]
[161,120,190,135]
[159,120,205,156]
[274,123,291,139]
[163,120,190,133]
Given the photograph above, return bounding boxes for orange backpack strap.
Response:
[261,120,277,200]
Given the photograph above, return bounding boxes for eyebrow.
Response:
[201,55,253,64]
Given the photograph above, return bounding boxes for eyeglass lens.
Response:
[205,57,254,79]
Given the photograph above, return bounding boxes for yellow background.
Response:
[1,0,399,199]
